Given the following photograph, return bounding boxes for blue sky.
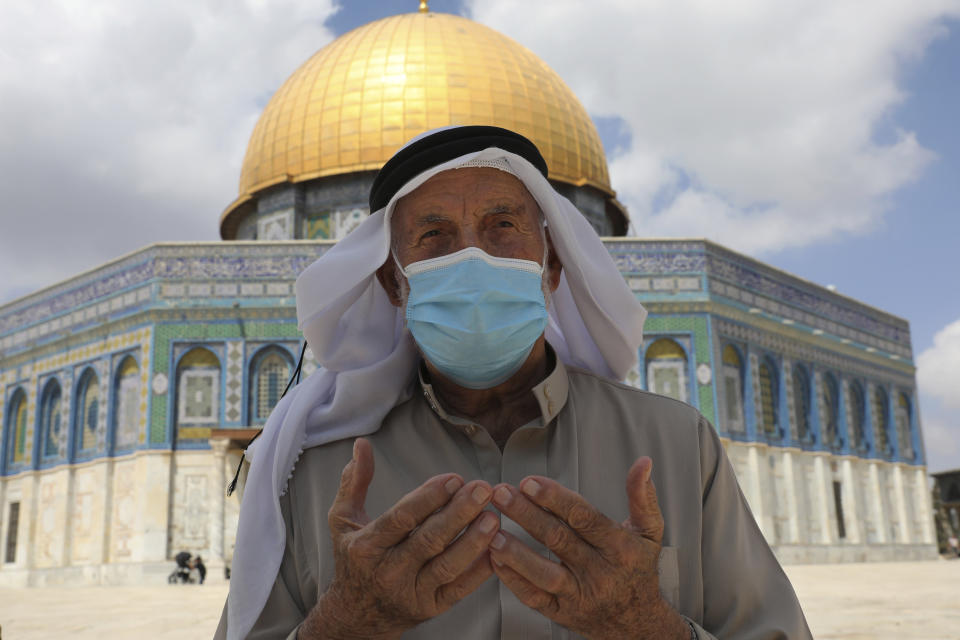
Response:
[1,0,958,469]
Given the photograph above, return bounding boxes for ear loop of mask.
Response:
[539,221,552,307]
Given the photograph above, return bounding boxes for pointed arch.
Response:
[821,372,841,450]
[758,357,779,436]
[249,346,294,423]
[74,368,101,456]
[113,355,141,450]
[895,392,914,461]
[175,347,221,433]
[644,338,687,403]
[4,388,29,469]
[39,378,63,461]
[791,364,812,442]
[721,344,745,433]
[872,385,891,457]
[848,380,867,452]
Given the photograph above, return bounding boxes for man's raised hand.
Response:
[488,457,690,640]
[301,438,498,640]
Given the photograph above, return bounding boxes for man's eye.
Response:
[496,220,515,228]
[420,229,441,240]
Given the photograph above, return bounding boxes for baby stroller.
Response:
[168,550,195,584]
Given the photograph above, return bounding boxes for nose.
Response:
[456,225,481,252]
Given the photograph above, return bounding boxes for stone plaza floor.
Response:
[1,560,958,639]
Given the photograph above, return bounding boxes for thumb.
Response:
[624,456,664,543]
[328,438,375,535]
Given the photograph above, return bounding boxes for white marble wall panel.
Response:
[34,470,69,568]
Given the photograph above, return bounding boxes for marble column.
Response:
[209,439,230,565]
[747,445,771,542]
[841,459,862,544]
[868,462,887,544]
[915,467,936,545]
[891,465,911,544]
[813,455,833,544]
[782,452,801,544]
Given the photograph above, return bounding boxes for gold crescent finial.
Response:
[419,1,428,12]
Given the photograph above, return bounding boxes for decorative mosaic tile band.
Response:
[709,281,910,359]
[607,241,910,348]
[224,341,244,424]
[0,241,913,366]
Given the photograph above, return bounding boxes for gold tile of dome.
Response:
[229,12,610,228]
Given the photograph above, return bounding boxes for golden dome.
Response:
[222,11,612,233]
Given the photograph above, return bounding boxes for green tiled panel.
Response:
[643,314,715,424]
[150,394,168,444]
[149,320,300,443]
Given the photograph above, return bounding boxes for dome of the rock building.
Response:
[221,9,627,240]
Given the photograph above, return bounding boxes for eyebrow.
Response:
[412,213,451,225]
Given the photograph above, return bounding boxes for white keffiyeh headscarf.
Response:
[226,128,647,639]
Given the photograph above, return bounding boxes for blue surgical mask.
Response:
[397,247,549,389]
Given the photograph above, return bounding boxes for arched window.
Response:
[176,347,221,429]
[792,364,812,442]
[872,386,891,457]
[76,369,101,453]
[848,381,866,452]
[113,356,141,450]
[39,379,63,460]
[645,338,687,403]
[250,349,293,423]
[821,373,841,450]
[758,357,779,436]
[894,392,914,460]
[5,388,28,467]
[721,345,745,433]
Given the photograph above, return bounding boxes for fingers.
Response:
[490,484,596,567]
[419,509,500,590]
[488,530,575,599]
[512,477,619,549]
[492,561,561,616]
[625,457,664,543]
[365,472,465,549]
[434,552,496,610]
[403,481,494,564]
[328,438,375,535]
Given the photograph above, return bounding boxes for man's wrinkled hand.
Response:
[301,438,498,640]
[488,457,689,640]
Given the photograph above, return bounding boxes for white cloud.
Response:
[918,318,960,410]
[918,396,960,473]
[917,319,960,471]
[0,0,338,302]
[467,0,959,254]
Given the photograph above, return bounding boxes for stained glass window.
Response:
[254,352,291,422]
[822,373,840,449]
[721,345,744,432]
[895,393,914,460]
[5,389,28,466]
[176,348,220,427]
[114,357,141,449]
[849,382,866,450]
[78,370,100,452]
[644,339,687,403]
[41,381,62,458]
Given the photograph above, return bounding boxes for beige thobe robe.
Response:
[216,358,811,639]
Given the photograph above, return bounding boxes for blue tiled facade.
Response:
[0,239,924,476]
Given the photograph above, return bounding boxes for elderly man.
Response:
[216,126,811,640]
